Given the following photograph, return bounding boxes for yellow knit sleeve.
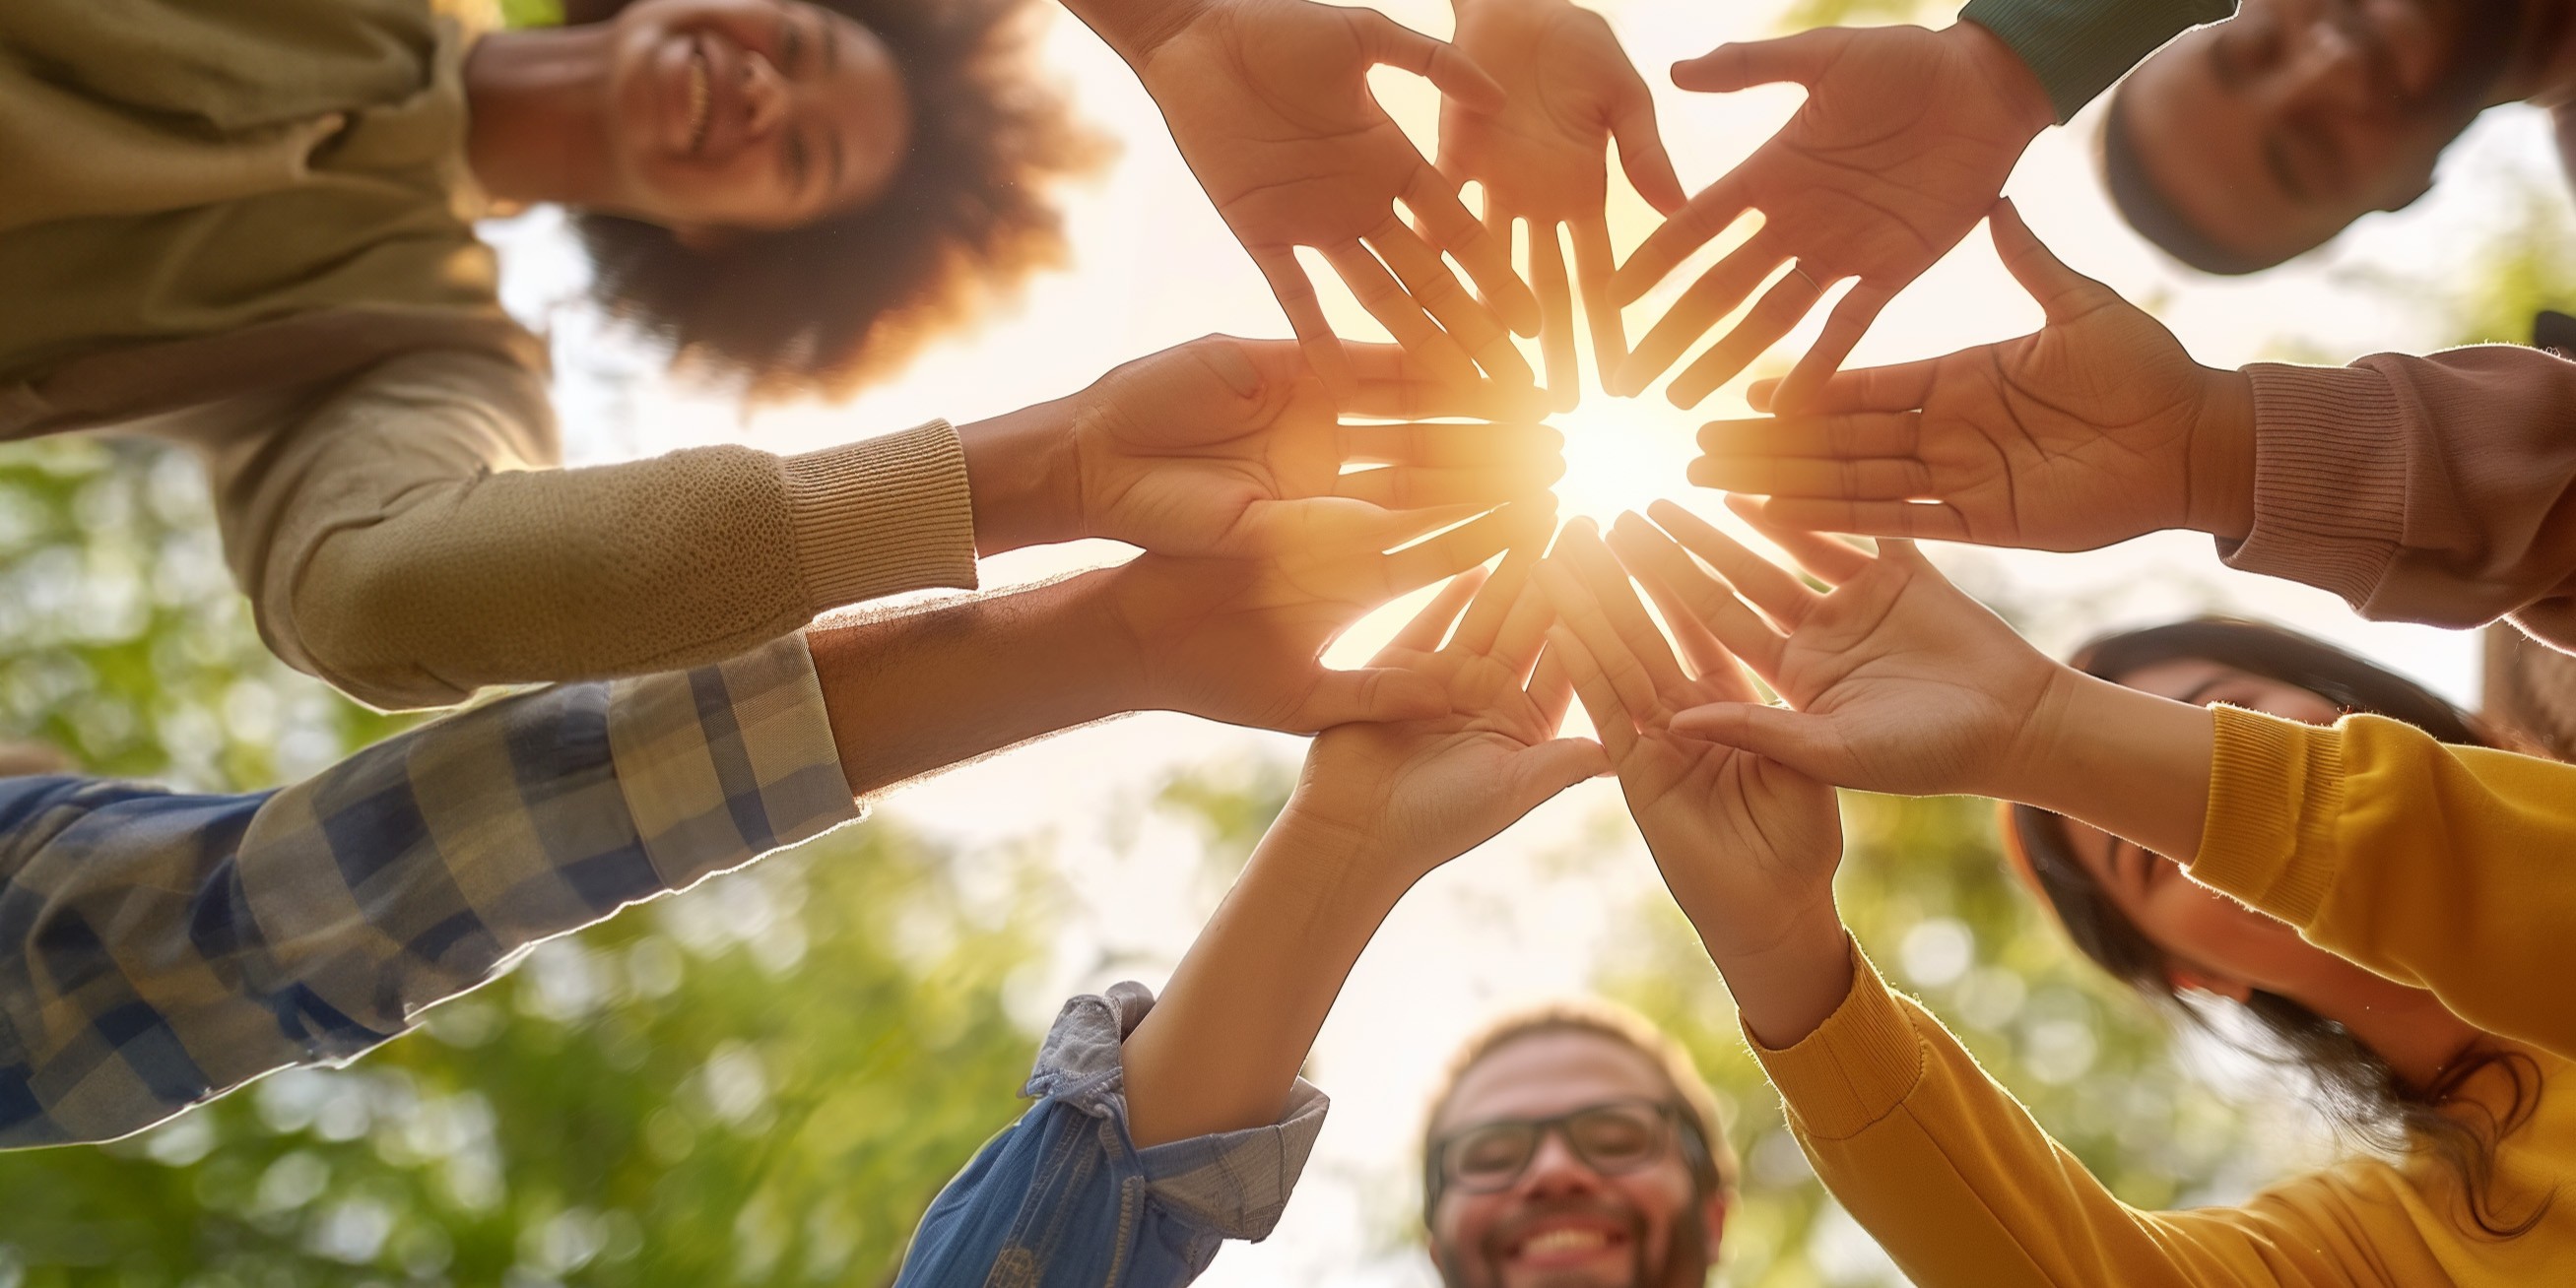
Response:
[1748,941,2378,1288]
[2189,707,2576,1060]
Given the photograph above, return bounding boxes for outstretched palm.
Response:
[1692,206,2230,550]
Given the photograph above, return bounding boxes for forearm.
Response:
[956,397,1082,557]
[1121,806,1409,1148]
[809,571,1141,799]
[1993,669,2214,863]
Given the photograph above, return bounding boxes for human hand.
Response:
[1120,0,1542,394]
[1074,337,1562,557]
[1537,519,1850,1045]
[1692,204,2255,548]
[1610,21,2056,409]
[1436,0,1683,407]
[1104,498,1557,733]
[1289,548,1607,882]
[1600,498,2060,800]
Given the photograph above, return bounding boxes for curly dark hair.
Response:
[2012,618,2552,1240]
[563,0,1107,399]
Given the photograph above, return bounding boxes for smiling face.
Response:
[1426,1031,1722,1288]
[2113,0,2520,269]
[605,0,911,232]
[2054,659,2398,1002]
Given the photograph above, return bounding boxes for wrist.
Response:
[1704,903,1853,1050]
[2185,366,2257,543]
[1062,0,1213,67]
[1995,671,2217,862]
[1949,18,2057,139]
[957,399,1082,555]
[1263,797,1417,911]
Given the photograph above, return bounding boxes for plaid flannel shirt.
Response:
[0,633,859,1148]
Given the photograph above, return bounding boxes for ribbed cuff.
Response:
[1746,940,1926,1142]
[2186,706,2342,930]
[2218,363,2411,609]
[782,419,978,612]
[1960,0,2234,122]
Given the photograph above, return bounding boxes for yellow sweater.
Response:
[1752,708,2576,1285]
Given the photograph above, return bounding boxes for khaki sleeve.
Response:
[201,349,978,710]
[2221,347,2576,653]
[1749,941,2374,1288]
[2188,707,2576,1061]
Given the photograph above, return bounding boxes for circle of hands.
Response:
[1084,0,2226,949]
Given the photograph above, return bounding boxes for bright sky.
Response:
[485,0,2569,1279]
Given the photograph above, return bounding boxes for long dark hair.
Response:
[562,0,1105,399]
[2011,618,2549,1238]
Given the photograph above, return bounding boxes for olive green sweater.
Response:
[0,0,976,710]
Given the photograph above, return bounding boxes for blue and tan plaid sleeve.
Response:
[0,633,858,1148]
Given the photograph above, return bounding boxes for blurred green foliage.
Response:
[1603,794,2292,1288]
[1774,0,1941,32]
[0,435,1057,1284]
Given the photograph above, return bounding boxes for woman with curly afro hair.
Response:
[0,0,1099,710]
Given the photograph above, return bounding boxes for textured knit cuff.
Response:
[2218,363,2411,610]
[782,419,978,613]
[1745,939,1926,1142]
[2186,705,2342,930]
[1960,0,2234,122]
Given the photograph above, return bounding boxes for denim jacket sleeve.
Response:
[894,981,1330,1288]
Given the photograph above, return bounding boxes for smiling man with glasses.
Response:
[1420,1001,1737,1288]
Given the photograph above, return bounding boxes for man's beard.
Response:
[1431,1201,1712,1288]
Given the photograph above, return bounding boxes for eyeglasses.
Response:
[1429,1098,1681,1195]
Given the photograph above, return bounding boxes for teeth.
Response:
[1521,1228,1609,1257]
[686,48,711,154]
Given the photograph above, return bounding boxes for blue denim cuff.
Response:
[1024,982,1330,1241]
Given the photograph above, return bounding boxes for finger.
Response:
[1525,646,1577,730]
[1529,223,1578,412]
[1340,345,1555,420]
[1322,240,1484,387]
[1743,495,1973,542]
[1489,577,1556,682]
[1340,421,1564,470]
[1669,29,1848,93]
[1606,512,1751,686]
[1601,509,1786,678]
[1665,264,1827,408]
[1610,172,1749,304]
[1244,246,1358,400]
[1402,167,1543,338]
[1611,91,1686,216]
[1749,355,1943,416]
[1669,701,1836,779]
[1685,454,1935,501]
[1296,665,1449,731]
[1547,623,1641,762]
[1513,737,1615,800]
[1570,217,1628,385]
[1534,551,1667,722]
[1382,498,1556,595]
[1721,492,1876,583]
[1366,214,1537,387]
[1378,565,1489,660]
[1615,236,1785,396]
[1337,460,1568,509]
[1768,281,1898,414]
[1451,544,1540,658]
[1362,11,1505,111]
[1558,523,1693,701]
[1697,412,1920,461]
[1989,198,2115,324]
[1641,497,1823,626]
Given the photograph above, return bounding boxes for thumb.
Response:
[1988,199,2115,323]
[1514,737,1615,800]
[1362,11,1505,111]
[1298,666,1448,731]
[1612,94,1687,216]
[1669,702,1848,783]
[1670,29,1845,94]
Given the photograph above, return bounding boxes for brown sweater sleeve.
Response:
[2218,346,2576,651]
[199,349,978,710]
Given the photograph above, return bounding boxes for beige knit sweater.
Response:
[2,0,975,710]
